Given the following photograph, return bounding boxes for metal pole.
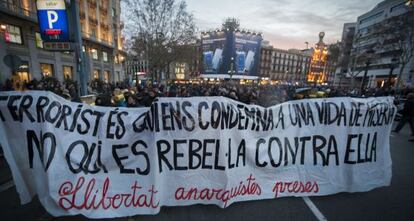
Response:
[0,28,8,83]
[69,0,87,96]
[360,61,370,95]
[388,65,394,92]
[135,61,139,87]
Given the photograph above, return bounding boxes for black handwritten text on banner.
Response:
[0,91,395,218]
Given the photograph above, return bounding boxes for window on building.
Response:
[359,11,383,24]
[93,70,100,79]
[80,20,86,33]
[112,7,116,17]
[13,61,31,88]
[102,51,108,62]
[63,66,73,79]
[4,24,22,44]
[91,48,98,60]
[91,27,97,38]
[175,63,185,79]
[40,63,54,77]
[116,71,120,81]
[104,70,110,82]
[390,2,405,13]
[35,32,43,48]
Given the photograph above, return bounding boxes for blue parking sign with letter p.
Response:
[36,0,69,41]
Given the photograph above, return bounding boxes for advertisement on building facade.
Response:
[234,32,262,76]
[201,31,262,78]
[201,31,228,75]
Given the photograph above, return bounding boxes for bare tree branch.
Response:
[123,0,196,82]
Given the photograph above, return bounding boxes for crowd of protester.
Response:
[1,77,79,101]
[1,76,414,142]
[1,76,413,107]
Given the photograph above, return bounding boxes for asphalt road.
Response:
[0,124,413,221]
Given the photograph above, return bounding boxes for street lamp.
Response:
[360,48,375,95]
[409,70,414,86]
[387,57,399,92]
[228,57,235,80]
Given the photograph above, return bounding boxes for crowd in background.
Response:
[1,76,414,141]
[1,76,413,108]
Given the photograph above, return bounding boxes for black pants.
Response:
[394,116,414,135]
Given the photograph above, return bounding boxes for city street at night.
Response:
[1,0,414,220]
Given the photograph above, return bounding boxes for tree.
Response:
[346,35,365,88]
[346,32,379,89]
[373,7,414,89]
[222,18,240,31]
[124,0,196,82]
[327,43,341,85]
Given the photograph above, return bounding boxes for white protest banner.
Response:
[0,91,395,218]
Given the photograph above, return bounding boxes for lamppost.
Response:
[409,69,414,87]
[387,57,399,92]
[228,57,235,80]
[360,48,375,95]
[0,24,7,83]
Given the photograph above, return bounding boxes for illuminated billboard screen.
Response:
[201,31,262,77]
[233,32,262,76]
[201,31,228,75]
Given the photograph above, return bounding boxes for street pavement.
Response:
[0,124,413,221]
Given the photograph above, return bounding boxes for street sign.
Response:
[36,0,69,42]
[43,42,72,51]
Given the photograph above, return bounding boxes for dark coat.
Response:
[403,98,414,117]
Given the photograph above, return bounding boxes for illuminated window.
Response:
[80,20,86,33]
[102,51,108,62]
[63,66,73,79]
[175,63,185,79]
[91,48,98,60]
[93,69,100,79]
[35,32,43,48]
[104,70,110,82]
[5,24,22,44]
[40,63,54,77]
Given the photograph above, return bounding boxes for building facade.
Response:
[168,42,203,82]
[260,45,312,82]
[0,0,125,88]
[335,22,356,86]
[125,58,148,85]
[351,0,414,87]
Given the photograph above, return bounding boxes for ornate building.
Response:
[259,43,312,83]
[308,32,328,84]
[0,0,126,86]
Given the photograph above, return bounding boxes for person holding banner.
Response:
[393,93,414,140]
